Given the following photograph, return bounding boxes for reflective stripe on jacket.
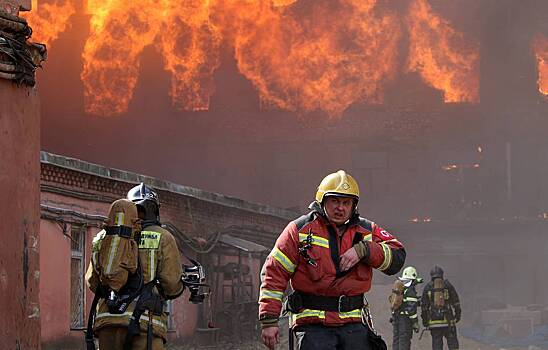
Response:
[259,203,406,328]
[395,285,419,322]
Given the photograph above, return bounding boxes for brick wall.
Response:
[40,158,292,247]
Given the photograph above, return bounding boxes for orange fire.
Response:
[25,0,480,116]
[22,0,75,47]
[533,34,548,96]
[81,0,401,117]
[82,0,222,115]
[217,0,401,117]
[406,0,479,103]
[80,0,165,116]
[155,0,222,111]
[272,0,297,6]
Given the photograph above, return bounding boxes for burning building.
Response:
[2,0,548,348]
[29,0,546,220]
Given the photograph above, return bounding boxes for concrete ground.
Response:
[168,284,535,350]
[168,335,506,350]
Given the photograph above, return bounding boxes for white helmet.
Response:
[399,266,422,283]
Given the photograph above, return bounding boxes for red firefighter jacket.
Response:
[259,202,405,328]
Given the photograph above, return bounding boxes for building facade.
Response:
[39,151,293,349]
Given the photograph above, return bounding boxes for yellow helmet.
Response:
[315,170,360,203]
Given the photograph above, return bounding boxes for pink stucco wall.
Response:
[0,80,41,348]
[40,192,108,347]
[39,220,73,342]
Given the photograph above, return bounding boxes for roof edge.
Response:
[40,151,297,220]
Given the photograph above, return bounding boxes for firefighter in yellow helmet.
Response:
[390,266,422,350]
[259,170,406,350]
[86,185,186,350]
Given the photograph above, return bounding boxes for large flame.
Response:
[406,0,479,103]
[217,0,401,116]
[533,34,548,96]
[22,0,75,47]
[156,0,222,111]
[81,0,164,116]
[26,0,481,116]
[82,0,222,115]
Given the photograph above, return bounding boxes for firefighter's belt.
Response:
[287,291,363,313]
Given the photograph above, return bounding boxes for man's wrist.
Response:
[259,314,279,328]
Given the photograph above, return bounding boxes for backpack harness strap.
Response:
[85,288,103,350]
[297,229,317,266]
[124,280,165,350]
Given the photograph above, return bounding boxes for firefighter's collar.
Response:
[398,278,414,287]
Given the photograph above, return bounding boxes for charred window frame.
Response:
[70,224,86,329]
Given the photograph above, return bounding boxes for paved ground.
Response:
[167,322,509,350]
[167,335,508,350]
[167,284,536,350]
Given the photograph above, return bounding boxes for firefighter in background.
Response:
[420,266,461,350]
[259,170,406,350]
[390,266,422,350]
[86,184,185,350]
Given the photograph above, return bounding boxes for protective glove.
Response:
[422,319,428,328]
[413,322,419,333]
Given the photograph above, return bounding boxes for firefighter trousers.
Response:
[392,314,413,350]
[294,323,370,350]
[97,326,164,350]
[430,326,459,350]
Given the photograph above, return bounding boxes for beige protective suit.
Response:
[86,224,185,350]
